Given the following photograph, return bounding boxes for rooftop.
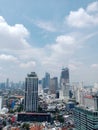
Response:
[75,105,98,115]
[27,72,37,78]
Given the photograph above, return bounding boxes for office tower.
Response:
[42,77,46,89]
[49,77,58,94]
[45,72,50,89]
[60,68,69,83]
[60,68,70,99]
[74,95,98,130]
[42,72,50,92]
[6,78,9,88]
[24,72,38,112]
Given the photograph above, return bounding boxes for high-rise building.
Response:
[60,68,70,99]
[45,72,50,89]
[42,72,50,93]
[60,68,69,83]
[49,77,58,94]
[74,95,98,130]
[24,72,38,112]
[42,77,46,89]
[6,78,9,88]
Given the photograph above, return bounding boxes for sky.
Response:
[0,0,98,84]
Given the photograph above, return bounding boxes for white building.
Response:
[84,95,94,109]
[92,82,98,92]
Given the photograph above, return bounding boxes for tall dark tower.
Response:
[24,72,38,112]
[60,68,70,99]
[60,68,69,83]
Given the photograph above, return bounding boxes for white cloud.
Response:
[40,34,78,73]
[56,35,75,44]
[26,35,74,70]
[0,67,2,70]
[20,61,36,68]
[0,16,31,50]
[68,61,83,71]
[91,64,98,68]
[0,16,77,76]
[0,54,18,62]
[66,1,98,28]
[50,35,76,56]
[68,64,77,71]
[87,1,98,12]
[33,20,56,32]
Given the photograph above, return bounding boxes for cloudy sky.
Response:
[0,0,98,84]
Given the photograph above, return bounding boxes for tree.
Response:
[22,123,30,130]
[57,115,64,123]
[16,104,23,112]
[38,105,43,112]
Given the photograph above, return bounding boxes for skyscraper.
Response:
[45,72,50,89]
[24,72,38,112]
[60,68,70,99]
[60,68,69,83]
[6,78,9,88]
[49,77,58,94]
[42,72,50,90]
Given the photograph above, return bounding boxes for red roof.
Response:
[84,95,93,99]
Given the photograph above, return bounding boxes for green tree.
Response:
[57,115,64,123]
[22,123,30,130]
[16,104,23,112]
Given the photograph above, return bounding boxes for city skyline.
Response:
[0,0,98,84]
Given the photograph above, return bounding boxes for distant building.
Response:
[0,82,5,89]
[24,72,38,112]
[45,72,50,89]
[56,91,59,98]
[60,68,69,83]
[66,102,75,111]
[42,72,50,92]
[42,77,46,89]
[72,82,84,104]
[6,78,9,88]
[84,95,94,109]
[93,82,98,92]
[49,77,58,94]
[60,68,70,99]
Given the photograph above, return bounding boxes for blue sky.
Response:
[0,0,98,84]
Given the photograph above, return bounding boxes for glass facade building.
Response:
[74,106,98,130]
